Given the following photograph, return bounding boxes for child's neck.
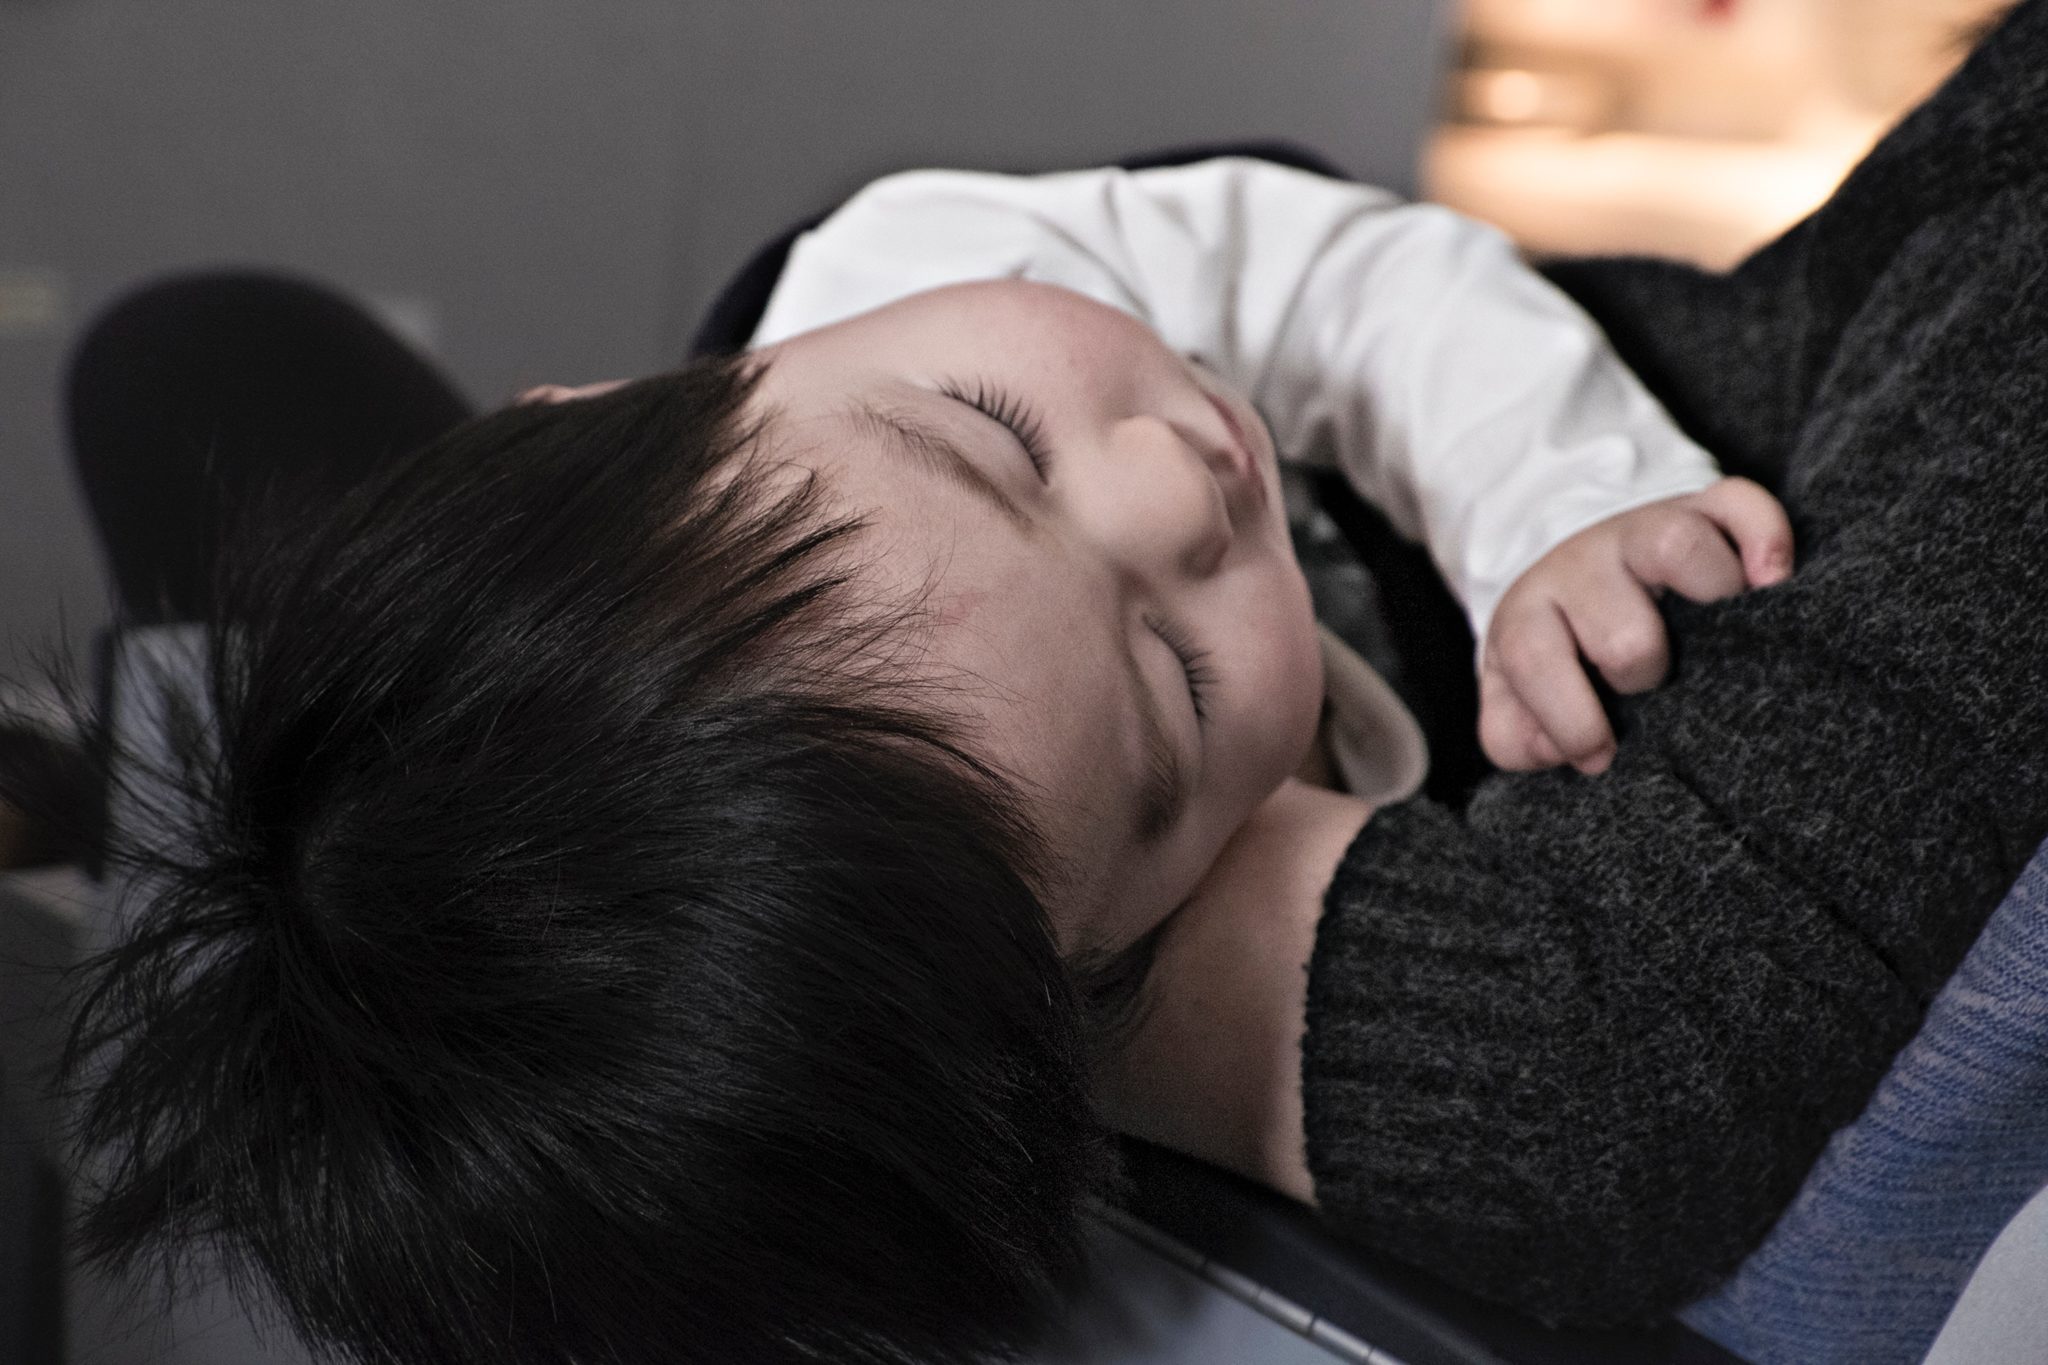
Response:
[1088,776,1372,1207]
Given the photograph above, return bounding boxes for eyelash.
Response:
[1147,613,1217,726]
[938,377,1053,479]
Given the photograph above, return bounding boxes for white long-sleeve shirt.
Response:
[749,156,1721,652]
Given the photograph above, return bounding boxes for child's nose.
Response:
[1095,413,1233,582]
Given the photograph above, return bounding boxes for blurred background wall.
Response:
[0,0,2013,686]
[0,0,1451,679]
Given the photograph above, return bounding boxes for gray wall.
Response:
[1,0,1450,677]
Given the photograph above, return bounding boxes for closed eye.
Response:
[937,378,1053,480]
[1145,612,1216,727]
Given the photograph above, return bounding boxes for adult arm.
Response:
[1298,7,2048,1322]
[1131,316,2048,1324]
[1300,177,2048,1325]
[1101,6,2048,1329]
[749,157,1720,645]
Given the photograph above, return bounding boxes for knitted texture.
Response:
[1679,840,2048,1363]
[1300,0,2048,1329]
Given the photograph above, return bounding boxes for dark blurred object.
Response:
[0,723,95,871]
[66,272,471,627]
[0,867,86,1365]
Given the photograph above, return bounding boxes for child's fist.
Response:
[1479,477,1793,775]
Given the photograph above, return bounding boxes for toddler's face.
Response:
[747,281,1324,954]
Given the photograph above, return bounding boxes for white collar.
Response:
[1318,624,1428,804]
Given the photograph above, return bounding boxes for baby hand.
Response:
[1479,477,1793,775]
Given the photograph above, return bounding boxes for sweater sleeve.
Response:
[1299,182,2048,1327]
[749,157,1720,647]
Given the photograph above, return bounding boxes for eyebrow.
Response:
[846,399,1033,534]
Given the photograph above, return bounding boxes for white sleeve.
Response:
[749,157,1722,648]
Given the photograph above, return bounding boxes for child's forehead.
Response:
[741,346,875,424]
[750,278,1150,379]
[747,368,866,419]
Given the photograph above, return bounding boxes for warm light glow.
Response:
[1475,69,1548,124]
[1427,113,1886,269]
[1427,0,2004,267]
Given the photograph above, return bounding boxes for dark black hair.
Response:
[56,354,1138,1364]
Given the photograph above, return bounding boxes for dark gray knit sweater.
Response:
[1299,0,2048,1329]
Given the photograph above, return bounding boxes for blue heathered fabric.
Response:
[1681,843,2048,1364]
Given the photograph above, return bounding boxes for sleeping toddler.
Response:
[532,154,1791,955]
[59,153,1790,1365]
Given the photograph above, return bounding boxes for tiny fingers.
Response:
[1622,506,1747,604]
[1690,476,1795,587]
[1487,604,1616,775]
[1567,570,1670,695]
[1479,666,1551,770]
